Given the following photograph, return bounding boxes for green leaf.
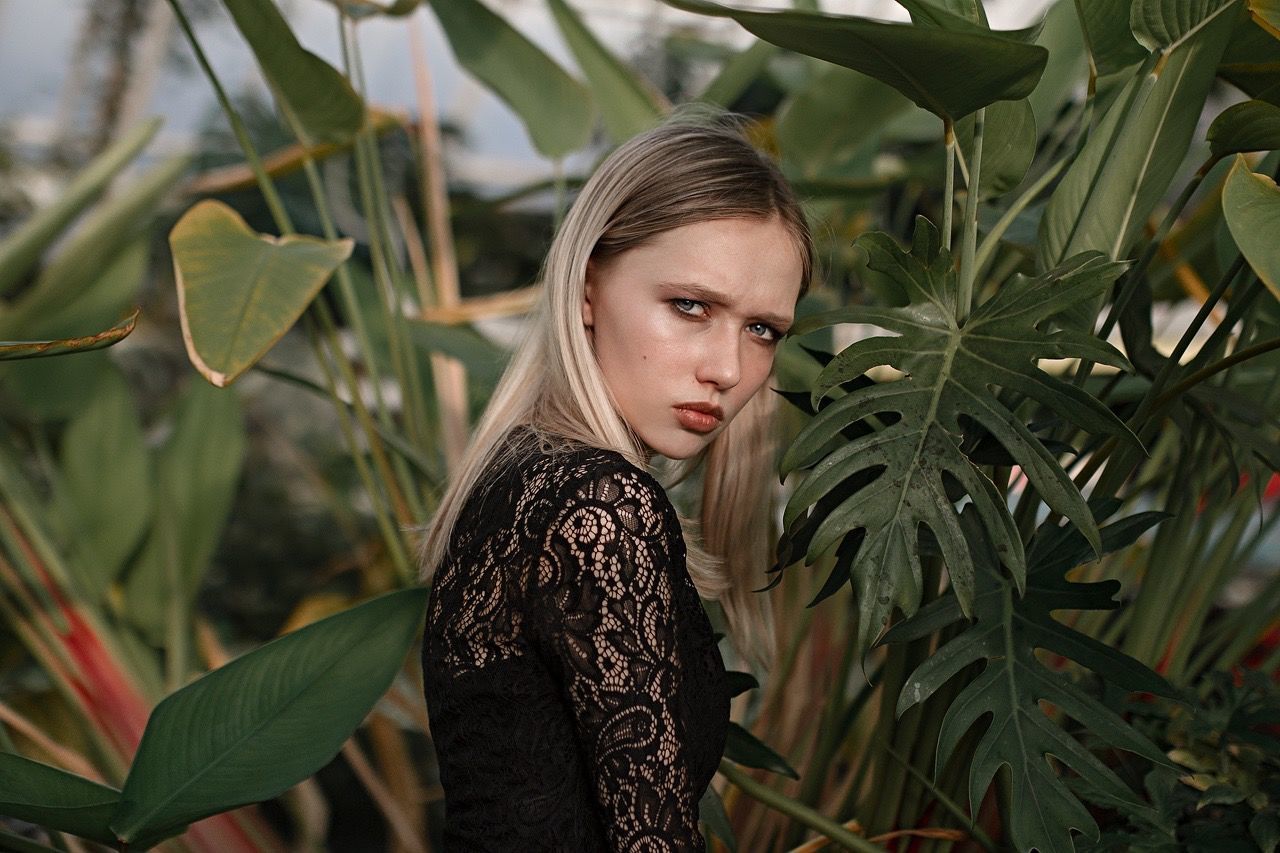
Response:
[123,380,246,646]
[221,0,365,145]
[1075,0,1149,76]
[896,509,1176,853]
[60,369,151,600]
[170,199,352,387]
[723,721,799,779]
[697,40,777,106]
[0,310,137,361]
[0,118,158,298]
[1217,14,1280,106]
[427,0,594,158]
[1251,0,1280,38]
[781,220,1134,652]
[698,785,737,852]
[955,98,1036,200]
[1208,98,1280,157]
[110,588,429,848]
[1131,0,1239,52]
[1223,153,1280,299]
[1197,783,1247,808]
[1028,0,1090,135]
[547,0,667,143]
[1252,810,1280,853]
[658,0,1048,123]
[1037,2,1236,319]
[0,753,120,845]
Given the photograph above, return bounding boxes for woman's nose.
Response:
[696,331,742,390]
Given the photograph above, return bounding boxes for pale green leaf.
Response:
[170,199,352,387]
[1222,153,1280,299]
[110,588,429,849]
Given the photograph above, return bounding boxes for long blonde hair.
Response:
[417,111,813,673]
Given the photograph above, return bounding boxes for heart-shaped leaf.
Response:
[0,753,120,845]
[1223,153,1280,300]
[222,0,365,145]
[659,0,1048,123]
[780,219,1135,652]
[171,199,352,387]
[110,588,429,848]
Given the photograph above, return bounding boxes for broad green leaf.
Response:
[1075,0,1149,76]
[0,154,188,339]
[1131,0,1239,52]
[60,370,151,601]
[123,380,246,646]
[1218,15,1280,105]
[659,0,1048,123]
[547,0,667,143]
[1028,0,1090,133]
[0,309,138,361]
[780,219,1134,652]
[1037,3,1236,318]
[111,588,429,848]
[0,753,120,845]
[723,722,799,779]
[895,509,1176,853]
[775,66,912,178]
[427,0,594,158]
[955,99,1036,200]
[221,0,365,145]
[1252,0,1280,38]
[698,40,777,106]
[0,118,158,298]
[1208,98,1280,157]
[1222,154,1280,299]
[170,199,352,387]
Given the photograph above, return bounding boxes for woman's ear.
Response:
[582,260,596,328]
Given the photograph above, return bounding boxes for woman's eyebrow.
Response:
[659,280,793,330]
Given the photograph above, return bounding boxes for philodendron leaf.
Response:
[222,0,365,145]
[894,508,1177,853]
[1208,99,1280,158]
[547,0,668,143]
[1223,153,1280,299]
[0,309,138,360]
[780,218,1135,653]
[659,0,1047,123]
[955,98,1036,200]
[110,588,429,849]
[1076,0,1148,76]
[170,199,352,387]
[723,722,799,779]
[0,753,120,845]
[427,0,595,158]
[1131,0,1240,52]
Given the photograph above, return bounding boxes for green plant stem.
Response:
[717,761,882,852]
[957,108,983,326]
[972,155,1067,282]
[942,121,955,252]
[1150,336,1280,410]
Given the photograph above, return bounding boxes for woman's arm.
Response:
[529,461,707,853]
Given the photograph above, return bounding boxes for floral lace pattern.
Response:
[422,430,729,851]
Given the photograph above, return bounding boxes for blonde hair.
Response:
[416,110,813,673]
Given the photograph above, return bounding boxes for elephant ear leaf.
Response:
[893,508,1176,853]
[779,217,1136,653]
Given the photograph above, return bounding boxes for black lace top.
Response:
[421,428,730,851]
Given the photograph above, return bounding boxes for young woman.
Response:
[418,113,813,851]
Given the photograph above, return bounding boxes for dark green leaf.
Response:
[956,99,1036,200]
[723,721,799,779]
[1131,0,1239,52]
[0,754,120,845]
[1075,0,1149,76]
[111,588,429,848]
[659,0,1048,123]
[1209,99,1280,159]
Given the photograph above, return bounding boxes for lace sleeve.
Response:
[528,461,706,852]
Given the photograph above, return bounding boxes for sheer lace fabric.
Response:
[422,430,729,851]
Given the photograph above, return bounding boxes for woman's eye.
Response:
[748,322,781,343]
[671,298,706,317]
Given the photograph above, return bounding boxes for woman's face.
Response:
[583,215,805,460]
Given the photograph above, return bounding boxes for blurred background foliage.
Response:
[0,0,1278,851]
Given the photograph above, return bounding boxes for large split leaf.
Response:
[780,218,1134,652]
[890,507,1177,853]
[222,0,365,145]
[111,588,429,849]
[1222,153,1280,299]
[547,0,667,143]
[427,0,594,158]
[0,753,120,845]
[171,199,352,387]
[659,0,1047,123]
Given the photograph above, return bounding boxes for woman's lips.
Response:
[674,404,723,433]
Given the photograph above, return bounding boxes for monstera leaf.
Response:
[780,218,1136,652]
[888,505,1177,853]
